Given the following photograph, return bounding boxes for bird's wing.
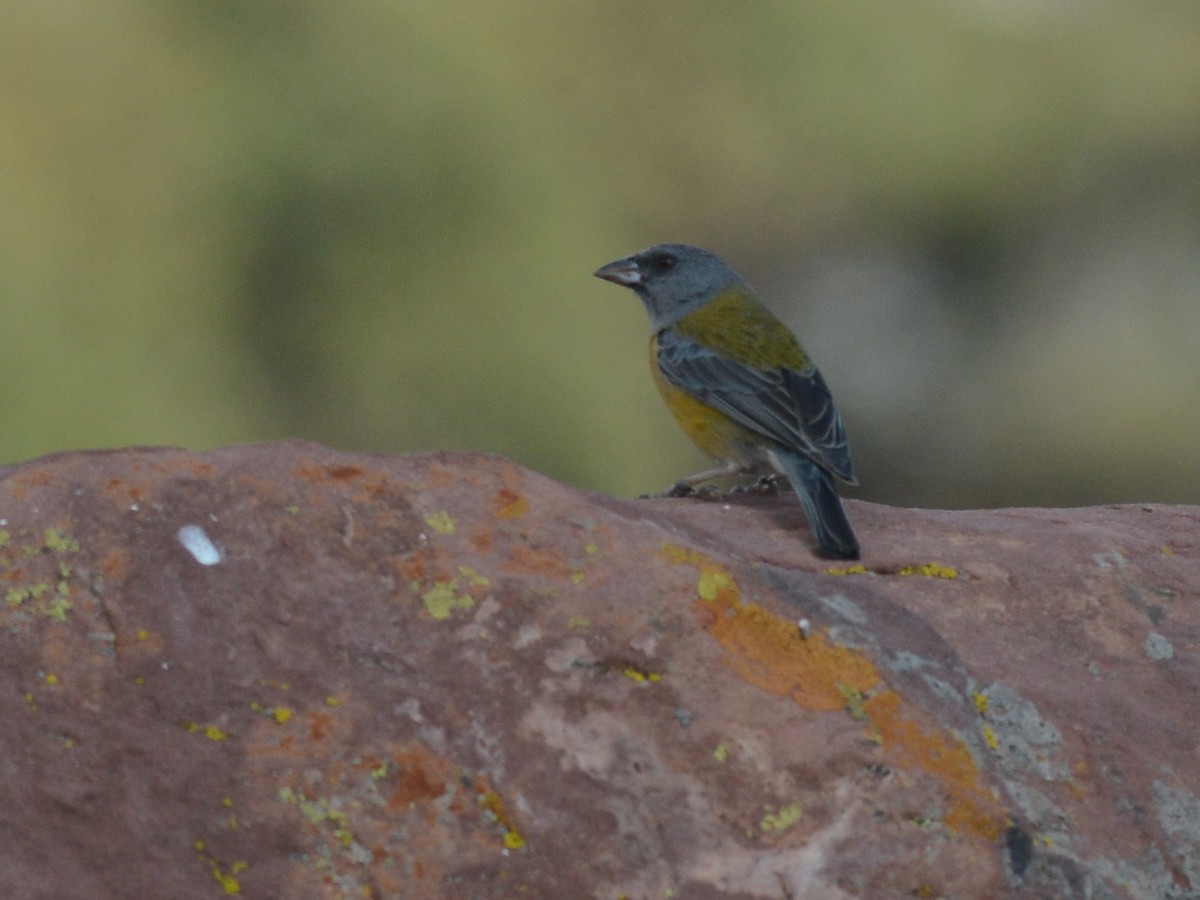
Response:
[656,328,856,483]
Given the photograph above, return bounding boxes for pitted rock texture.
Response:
[0,442,1197,899]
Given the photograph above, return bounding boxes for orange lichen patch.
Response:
[663,544,879,709]
[427,464,459,487]
[471,528,494,553]
[492,488,529,520]
[393,551,432,583]
[22,469,51,487]
[292,464,374,486]
[865,690,1004,838]
[187,463,216,478]
[664,542,1005,840]
[503,545,574,581]
[101,547,129,581]
[103,478,145,505]
[308,711,333,740]
[711,603,881,710]
[387,746,454,811]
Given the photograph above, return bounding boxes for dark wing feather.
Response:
[657,328,856,483]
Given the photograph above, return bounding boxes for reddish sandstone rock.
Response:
[0,442,1196,899]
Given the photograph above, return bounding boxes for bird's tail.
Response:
[771,450,860,560]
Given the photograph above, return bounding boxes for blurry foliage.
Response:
[1,2,1198,507]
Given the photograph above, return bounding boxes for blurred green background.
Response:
[2,2,1198,508]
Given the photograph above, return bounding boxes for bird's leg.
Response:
[642,461,747,501]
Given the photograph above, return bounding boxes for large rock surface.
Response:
[0,442,1197,899]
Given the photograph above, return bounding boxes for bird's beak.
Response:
[594,258,642,286]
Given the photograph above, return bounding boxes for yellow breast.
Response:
[649,334,758,463]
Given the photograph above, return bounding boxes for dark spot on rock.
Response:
[1006,824,1033,876]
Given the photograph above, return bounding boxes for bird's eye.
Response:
[653,254,677,273]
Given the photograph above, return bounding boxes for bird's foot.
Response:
[729,474,781,496]
[640,481,722,500]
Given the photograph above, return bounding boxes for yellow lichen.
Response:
[6,583,50,607]
[660,544,740,604]
[184,724,229,744]
[136,628,150,641]
[697,569,736,602]
[982,724,999,751]
[713,743,729,763]
[42,593,72,621]
[759,803,802,832]
[43,527,80,553]
[479,787,525,851]
[972,691,989,714]
[44,673,59,685]
[458,565,490,586]
[503,830,526,850]
[825,564,868,576]
[899,562,958,579]
[423,510,456,535]
[272,707,293,725]
[212,866,241,895]
[837,682,868,720]
[422,581,474,619]
[621,666,662,684]
[325,695,342,707]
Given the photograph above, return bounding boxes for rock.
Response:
[0,441,1196,899]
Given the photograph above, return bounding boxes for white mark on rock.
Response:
[818,592,868,625]
[513,624,544,650]
[1092,551,1128,569]
[177,525,222,566]
[1143,631,1174,661]
[798,618,812,639]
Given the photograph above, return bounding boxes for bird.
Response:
[594,243,860,559]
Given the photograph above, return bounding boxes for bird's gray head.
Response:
[594,243,745,330]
